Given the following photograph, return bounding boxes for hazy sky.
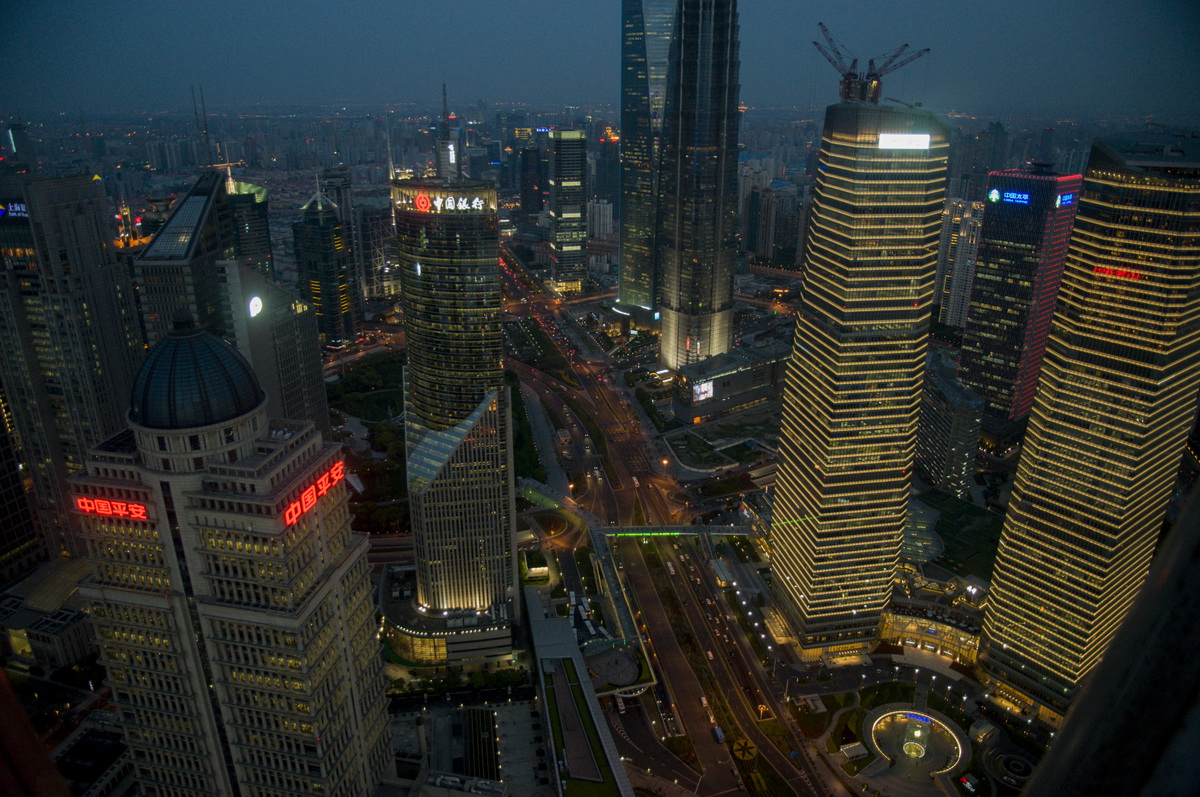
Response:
[3,0,1198,119]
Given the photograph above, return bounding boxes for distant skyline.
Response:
[3,0,1199,120]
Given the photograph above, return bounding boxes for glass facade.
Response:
[981,134,1200,712]
[771,103,949,655]
[293,191,362,346]
[959,168,1081,421]
[548,129,589,294]
[393,178,516,625]
[656,0,740,370]
[618,0,675,313]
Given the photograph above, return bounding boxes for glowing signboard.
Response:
[283,460,345,525]
[413,193,486,213]
[693,381,715,402]
[988,188,1001,203]
[1093,265,1143,281]
[75,496,149,520]
[1056,192,1076,207]
[1002,191,1031,205]
[248,296,263,318]
[0,201,30,219]
[877,133,931,149]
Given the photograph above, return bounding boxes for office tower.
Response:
[387,178,516,664]
[915,352,983,498]
[73,317,389,795]
[0,390,43,588]
[356,200,396,300]
[588,199,615,238]
[292,188,362,346]
[958,166,1082,423]
[225,177,273,277]
[589,133,620,207]
[618,0,676,315]
[135,170,235,345]
[656,0,741,370]
[980,132,1200,716]
[548,129,588,294]
[518,145,543,219]
[771,96,949,655]
[933,199,983,328]
[218,261,332,439]
[1037,126,1057,163]
[0,173,142,557]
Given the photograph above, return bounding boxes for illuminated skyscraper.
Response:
[225,177,273,277]
[981,132,1200,716]
[548,129,588,294]
[0,173,142,556]
[770,101,949,657]
[958,166,1082,422]
[74,317,389,796]
[386,178,516,665]
[932,198,983,328]
[618,0,675,315]
[656,0,740,370]
[292,188,362,346]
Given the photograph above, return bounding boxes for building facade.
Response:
[656,0,741,370]
[915,352,983,498]
[980,133,1200,716]
[618,0,676,315]
[0,173,143,557]
[770,103,950,656]
[958,167,1082,422]
[292,190,362,346]
[388,178,517,664]
[548,129,588,294]
[932,198,983,328]
[74,318,388,796]
[226,178,273,277]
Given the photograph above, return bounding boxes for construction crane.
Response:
[812,22,929,104]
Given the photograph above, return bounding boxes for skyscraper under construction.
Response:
[771,31,949,656]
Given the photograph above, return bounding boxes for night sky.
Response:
[3,0,1198,118]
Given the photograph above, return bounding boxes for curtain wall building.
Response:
[980,132,1200,717]
[771,102,949,657]
[618,0,676,315]
[656,0,741,370]
[548,129,588,294]
[386,178,517,665]
[959,166,1082,422]
[293,189,363,347]
[0,173,143,557]
[73,318,389,796]
[933,198,983,329]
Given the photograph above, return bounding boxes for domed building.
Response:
[70,316,389,796]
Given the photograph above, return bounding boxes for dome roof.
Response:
[130,314,264,430]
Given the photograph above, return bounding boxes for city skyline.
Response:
[1,1,1198,119]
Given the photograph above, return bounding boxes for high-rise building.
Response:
[218,261,331,439]
[356,199,396,300]
[915,352,983,498]
[932,198,983,327]
[135,170,235,345]
[73,317,389,795]
[980,132,1200,717]
[771,100,950,657]
[0,389,43,588]
[386,178,517,665]
[292,189,362,346]
[226,177,273,277]
[0,173,142,556]
[958,166,1082,422]
[618,0,676,315]
[548,129,588,294]
[656,0,740,370]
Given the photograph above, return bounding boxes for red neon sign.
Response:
[76,496,148,520]
[283,461,345,526]
[1093,265,1142,280]
[414,193,432,213]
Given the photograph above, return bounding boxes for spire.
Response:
[442,82,450,128]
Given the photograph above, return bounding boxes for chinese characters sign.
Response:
[413,193,486,213]
[283,461,345,525]
[76,496,149,520]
